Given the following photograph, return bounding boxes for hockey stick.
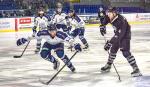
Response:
[39,51,79,85]
[103,35,121,81]
[13,41,30,58]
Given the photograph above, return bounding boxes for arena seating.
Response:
[117,7,146,13]
[73,4,146,13]
[0,0,19,10]
[73,5,104,14]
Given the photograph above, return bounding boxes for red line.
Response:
[15,18,18,32]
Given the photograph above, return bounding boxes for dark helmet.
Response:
[107,7,117,13]
[55,2,63,14]
[38,7,45,14]
[69,9,75,13]
[56,2,63,8]
[48,24,57,31]
[68,9,76,17]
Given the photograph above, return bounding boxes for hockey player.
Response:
[97,7,109,36]
[32,8,50,53]
[17,24,82,72]
[67,9,89,49]
[52,3,70,33]
[100,7,142,77]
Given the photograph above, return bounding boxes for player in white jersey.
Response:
[16,24,82,72]
[32,9,50,53]
[67,9,89,49]
[52,6,70,33]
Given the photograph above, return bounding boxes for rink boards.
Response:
[0,13,150,32]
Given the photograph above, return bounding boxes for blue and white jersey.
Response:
[52,12,67,25]
[69,15,85,29]
[34,16,49,30]
[35,30,74,45]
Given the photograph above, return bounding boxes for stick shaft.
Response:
[15,41,30,58]
[46,51,78,85]
[103,35,121,81]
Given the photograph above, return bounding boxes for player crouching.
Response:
[16,24,82,72]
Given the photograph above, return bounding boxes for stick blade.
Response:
[13,55,21,58]
[39,78,49,85]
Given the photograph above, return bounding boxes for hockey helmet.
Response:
[107,7,117,13]
[68,9,75,13]
[48,24,57,31]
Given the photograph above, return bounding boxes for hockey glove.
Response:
[67,26,72,31]
[104,41,112,51]
[17,38,28,46]
[100,25,106,36]
[32,26,37,37]
[65,16,69,19]
[74,43,82,52]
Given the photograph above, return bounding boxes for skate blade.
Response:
[101,70,110,73]
[132,73,142,77]
[39,78,49,85]
[71,69,76,73]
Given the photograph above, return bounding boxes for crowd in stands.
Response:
[0,0,149,18]
[0,0,65,18]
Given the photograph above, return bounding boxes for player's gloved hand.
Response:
[32,32,36,37]
[32,26,37,37]
[100,25,106,36]
[65,16,69,19]
[67,26,72,31]
[74,43,82,52]
[16,38,28,46]
[104,40,112,51]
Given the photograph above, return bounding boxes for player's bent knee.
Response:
[122,51,131,58]
[56,50,64,58]
[40,51,48,58]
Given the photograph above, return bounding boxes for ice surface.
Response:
[0,24,150,87]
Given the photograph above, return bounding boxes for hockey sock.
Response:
[36,43,41,50]
[79,36,88,46]
[126,55,139,70]
[107,53,116,65]
[61,55,74,69]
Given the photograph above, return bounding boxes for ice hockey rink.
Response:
[0,24,150,87]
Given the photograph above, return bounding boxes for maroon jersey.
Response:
[110,14,131,44]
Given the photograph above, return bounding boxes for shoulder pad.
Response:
[37,30,49,36]
[56,31,68,40]
[45,14,51,21]
[34,15,38,18]
[62,11,67,14]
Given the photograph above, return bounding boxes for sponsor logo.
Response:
[19,18,31,24]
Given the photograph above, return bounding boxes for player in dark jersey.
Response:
[99,7,142,77]
[97,7,110,36]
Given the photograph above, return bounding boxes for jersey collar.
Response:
[111,15,118,23]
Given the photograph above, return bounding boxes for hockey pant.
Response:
[107,39,139,70]
[40,42,74,69]
[71,28,88,46]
